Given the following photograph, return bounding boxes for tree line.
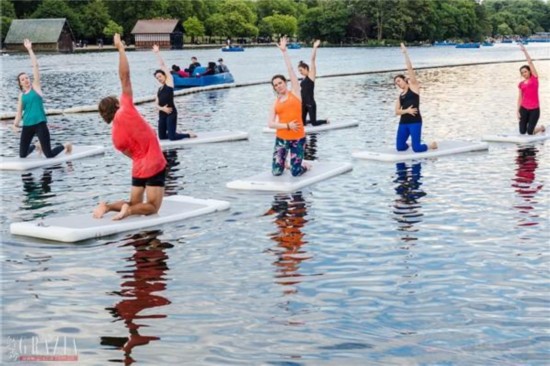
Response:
[2,0,550,45]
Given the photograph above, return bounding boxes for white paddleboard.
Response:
[262,121,358,134]
[226,161,352,192]
[352,140,488,162]
[482,131,548,143]
[0,145,105,171]
[159,131,248,149]
[10,195,230,242]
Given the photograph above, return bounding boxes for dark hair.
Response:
[171,65,181,72]
[271,74,287,86]
[17,72,26,91]
[298,60,309,71]
[208,61,216,69]
[394,74,407,83]
[520,65,531,75]
[98,96,119,124]
[154,69,165,77]
[191,56,197,61]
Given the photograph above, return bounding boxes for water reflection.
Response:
[393,162,426,243]
[163,149,181,197]
[512,146,543,227]
[21,169,55,212]
[264,193,311,296]
[304,134,318,161]
[100,231,173,365]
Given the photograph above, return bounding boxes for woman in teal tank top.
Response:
[13,39,71,158]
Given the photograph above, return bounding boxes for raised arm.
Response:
[401,43,419,93]
[152,44,173,87]
[309,39,321,82]
[114,34,132,97]
[277,36,300,99]
[23,39,42,95]
[519,44,538,77]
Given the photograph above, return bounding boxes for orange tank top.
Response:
[275,92,305,140]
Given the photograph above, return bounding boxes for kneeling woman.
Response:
[269,36,309,177]
[153,45,196,140]
[394,43,437,153]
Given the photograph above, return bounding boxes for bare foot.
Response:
[303,162,312,171]
[429,141,438,150]
[534,125,546,135]
[112,203,130,221]
[35,141,42,156]
[326,119,330,124]
[64,142,73,154]
[93,202,109,219]
[189,132,197,138]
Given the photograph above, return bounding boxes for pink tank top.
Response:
[519,75,539,110]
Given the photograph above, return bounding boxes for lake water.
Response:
[1,45,549,365]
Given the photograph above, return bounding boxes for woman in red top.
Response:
[268,36,309,177]
[93,34,167,221]
[517,44,545,135]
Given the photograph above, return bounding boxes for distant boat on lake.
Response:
[456,43,480,49]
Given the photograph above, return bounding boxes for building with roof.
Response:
[4,18,74,53]
[131,19,184,49]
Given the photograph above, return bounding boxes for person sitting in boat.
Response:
[185,57,201,75]
[201,62,218,76]
[170,65,189,78]
[217,58,229,73]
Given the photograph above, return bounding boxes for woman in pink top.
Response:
[93,34,167,221]
[517,44,545,135]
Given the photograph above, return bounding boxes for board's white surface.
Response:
[1,145,105,171]
[226,161,352,192]
[262,121,358,134]
[10,196,230,242]
[482,131,548,143]
[159,131,248,149]
[352,140,488,162]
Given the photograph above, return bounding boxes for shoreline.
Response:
[1,57,549,120]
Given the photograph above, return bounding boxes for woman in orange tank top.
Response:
[268,36,309,177]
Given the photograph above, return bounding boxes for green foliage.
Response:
[220,0,257,24]
[31,0,83,37]
[1,0,16,42]
[299,0,350,43]
[183,16,205,42]
[103,19,123,37]
[81,0,110,39]
[205,13,227,37]
[484,0,549,36]
[256,0,299,18]
[261,14,297,37]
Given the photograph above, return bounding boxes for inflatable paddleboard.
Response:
[10,195,230,242]
[226,161,352,192]
[1,145,105,171]
[352,140,488,162]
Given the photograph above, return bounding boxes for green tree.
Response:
[515,24,531,37]
[299,0,349,43]
[219,0,257,24]
[1,0,16,42]
[106,0,166,38]
[497,22,513,36]
[184,16,205,43]
[31,0,83,38]
[205,13,227,38]
[261,14,297,37]
[103,20,123,37]
[81,0,110,39]
[256,0,299,18]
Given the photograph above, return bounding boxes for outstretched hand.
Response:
[519,43,527,53]
[313,39,321,48]
[277,36,288,51]
[400,42,407,53]
[23,39,32,51]
[113,33,123,49]
[152,44,159,53]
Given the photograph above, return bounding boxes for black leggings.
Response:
[519,107,540,135]
[302,101,328,126]
[19,122,64,158]
[158,111,190,140]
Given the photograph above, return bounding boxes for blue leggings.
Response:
[396,122,427,153]
[272,137,307,177]
[158,112,190,141]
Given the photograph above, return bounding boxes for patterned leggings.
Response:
[272,137,307,177]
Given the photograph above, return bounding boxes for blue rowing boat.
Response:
[172,67,234,88]
[221,46,244,52]
[456,43,480,48]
